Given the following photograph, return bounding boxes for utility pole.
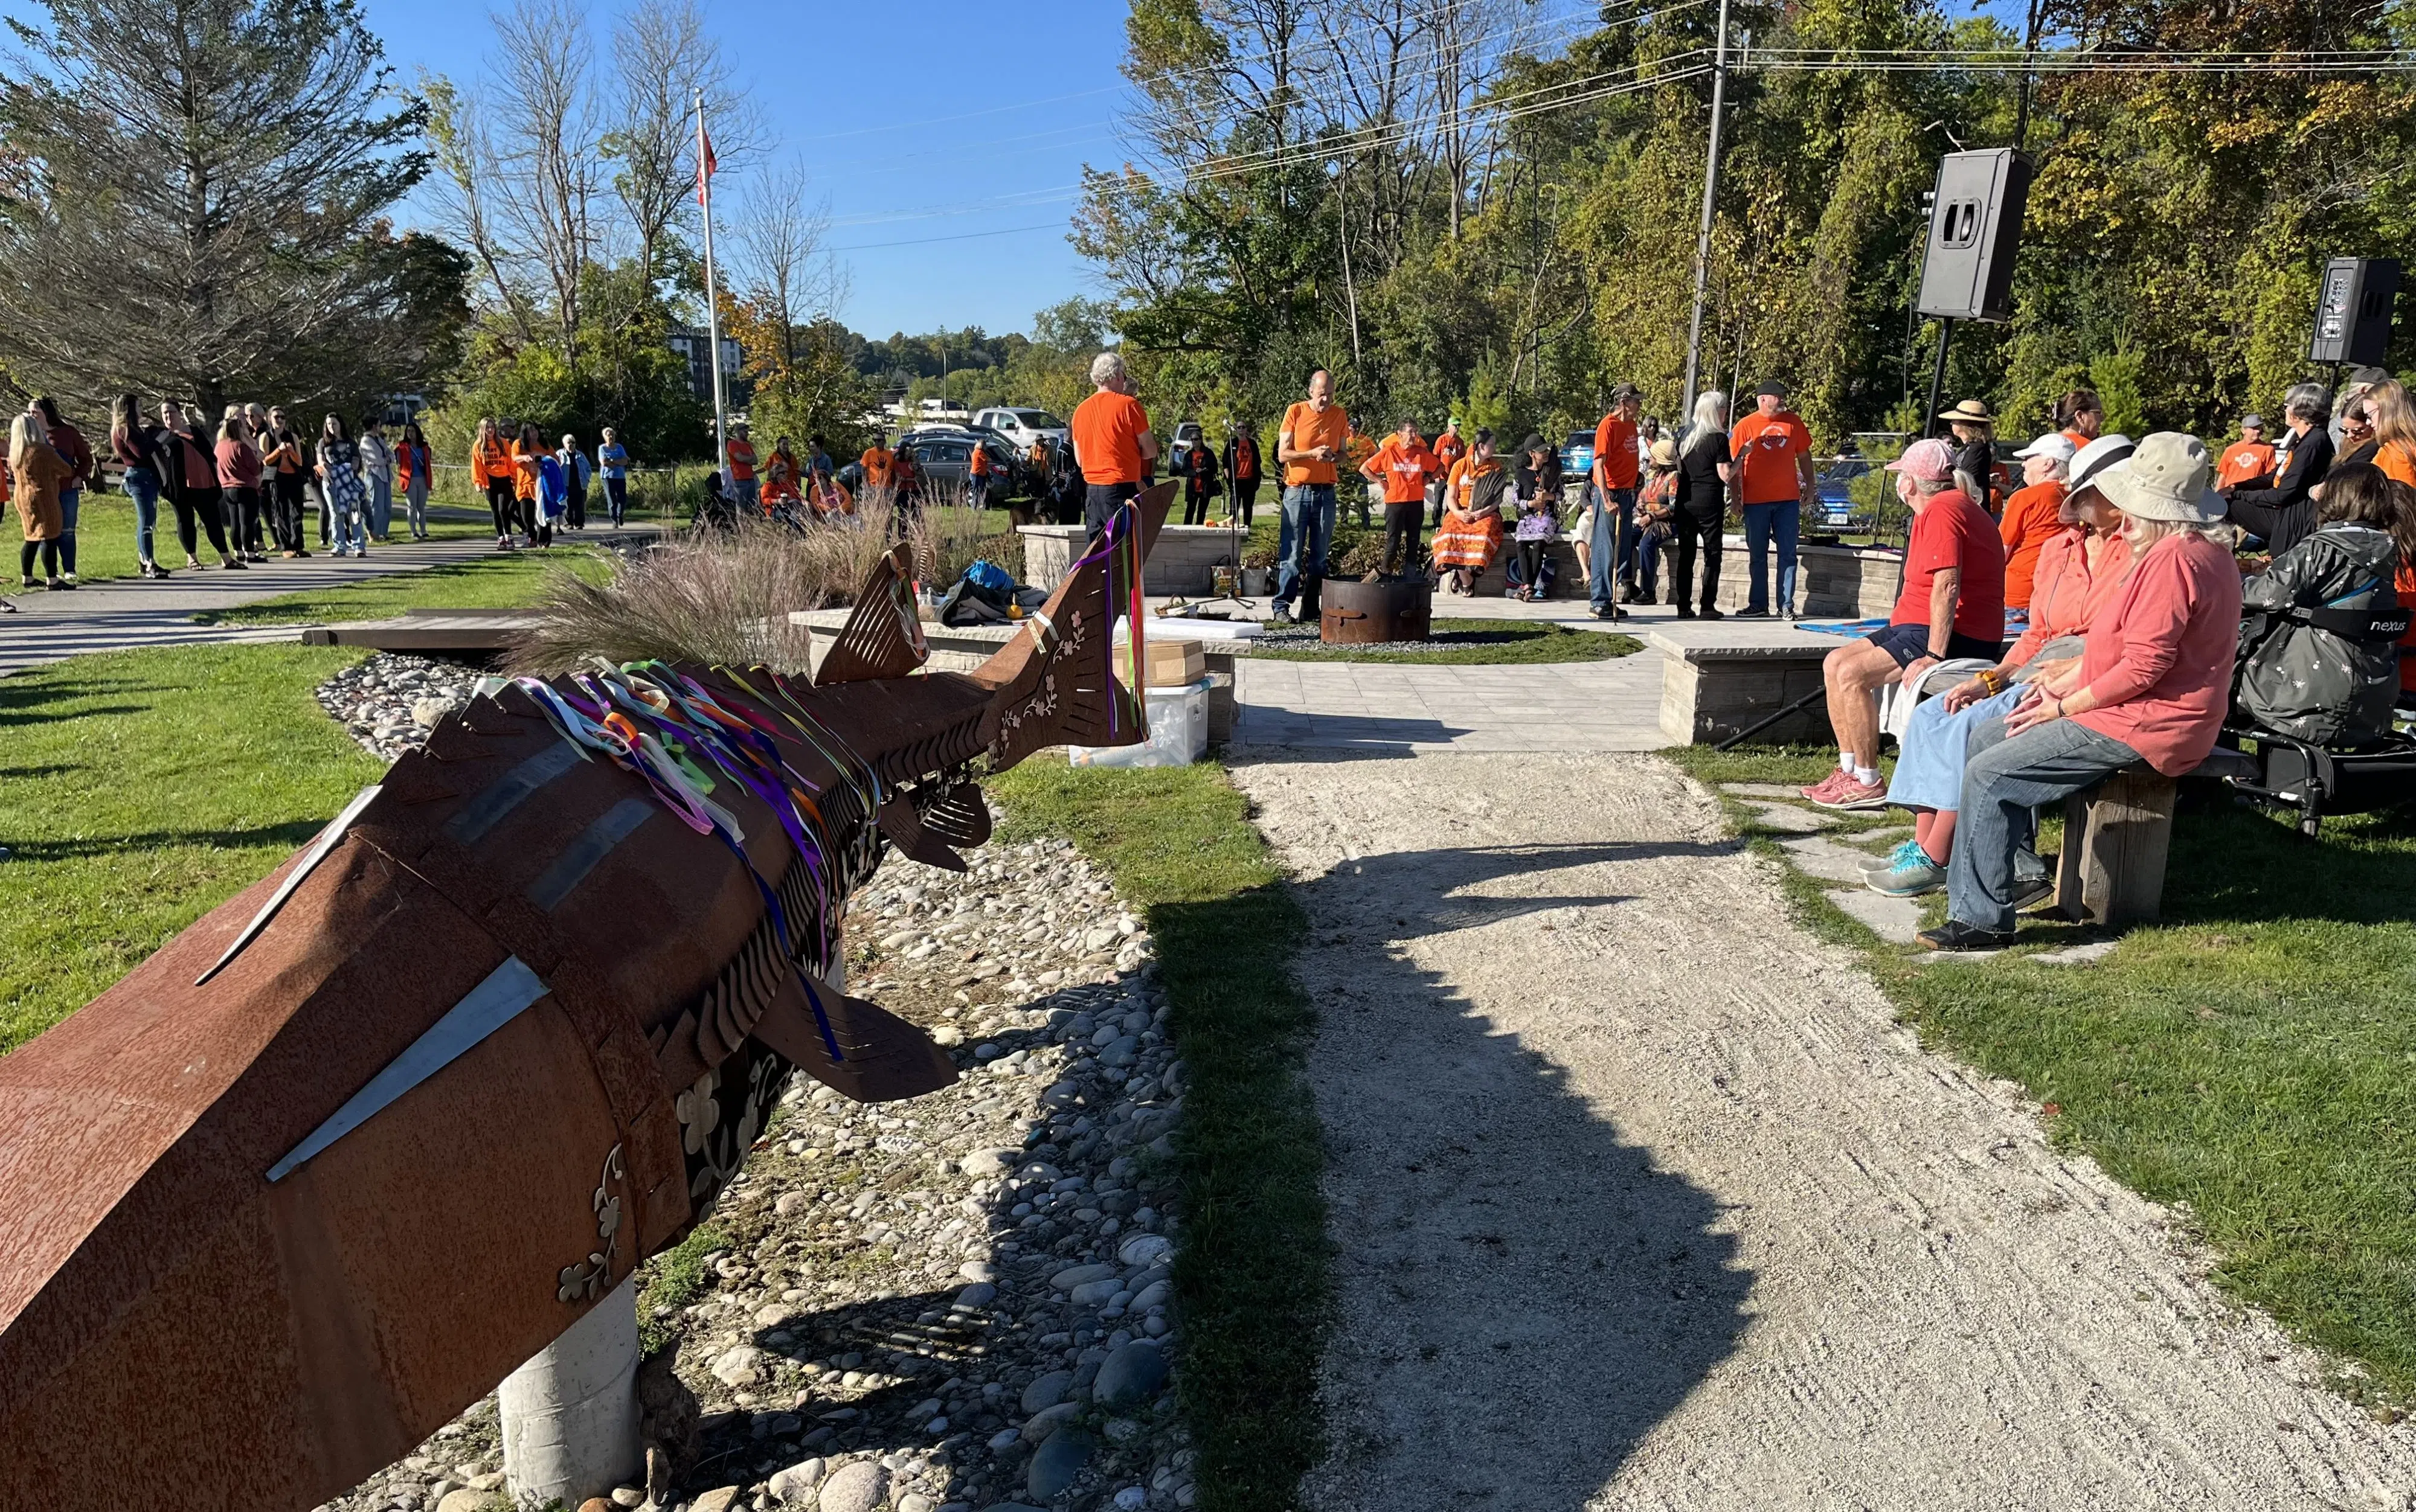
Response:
[2013,0,2042,153]
[695,92,729,484]
[1680,0,1733,425]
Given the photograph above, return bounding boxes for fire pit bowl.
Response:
[1319,575,1432,644]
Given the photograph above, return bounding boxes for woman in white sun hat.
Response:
[1919,432,2242,950]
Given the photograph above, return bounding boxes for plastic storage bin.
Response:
[1068,679,1212,768]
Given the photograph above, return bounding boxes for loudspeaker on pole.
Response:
[2308,257,2400,366]
[1916,149,2032,325]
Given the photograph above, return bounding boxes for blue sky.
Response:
[363,0,1137,341]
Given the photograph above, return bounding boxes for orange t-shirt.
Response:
[2216,440,2276,489]
[2379,443,2416,694]
[1433,433,1467,473]
[2376,440,2416,489]
[1445,455,1502,511]
[1997,479,2067,610]
[1280,400,1350,487]
[1593,414,1639,489]
[725,438,757,481]
[1729,410,1814,505]
[472,437,514,484]
[861,446,896,487]
[969,443,992,476]
[1071,389,1151,485]
[510,441,539,501]
[1364,436,1441,504]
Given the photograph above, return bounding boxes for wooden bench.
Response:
[2049,749,2261,926]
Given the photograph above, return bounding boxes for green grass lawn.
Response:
[1669,742,2416,1408]
[988,761,1325,1512]
[1251,618,1643,665]
[191,543,614,627]
[0,643,382,1052]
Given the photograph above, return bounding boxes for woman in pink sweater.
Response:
[1920,432,2244,950]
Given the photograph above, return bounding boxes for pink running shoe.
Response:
[1810,774,1890,810]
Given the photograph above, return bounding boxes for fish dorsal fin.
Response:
[815,542,928,685]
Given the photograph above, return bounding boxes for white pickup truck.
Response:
[972,406,1069,452]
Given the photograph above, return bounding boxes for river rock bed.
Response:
[319,828,1196,1512]
[314,651,485,761]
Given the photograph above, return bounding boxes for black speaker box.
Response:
[1916,149,2032,324]
[2308,257,2400,365]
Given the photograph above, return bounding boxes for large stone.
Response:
[1020,1369,1073,1415]
[962,1148,1021,1179]
[768,1456,827,1504]
[1068,1278,1121,1307]
[691,1489,744,1512]
[1049,1263,1117,1292]
[1091,1341,1168,1409]
[1027,1428,1096,1501]
[817,1459,888,1512]
[712,1344,764,1388]
[1117,1234,1173,1269]
[1023,1401,1082,1444]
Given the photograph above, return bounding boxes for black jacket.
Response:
[2228,426,2333,556]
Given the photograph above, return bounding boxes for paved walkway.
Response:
[0,522,648,677]
[1229,600,1839,754]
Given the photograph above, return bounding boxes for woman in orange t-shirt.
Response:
[512,421,547,548]
[1997,438,2072,617]
[471,417,518,550]
[1428,429,1507,595]
[2362,379,2416,697]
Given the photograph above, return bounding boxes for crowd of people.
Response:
[1788,370,2416,953]
[5,391,446,588]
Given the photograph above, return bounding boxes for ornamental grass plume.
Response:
[503,511,899,676]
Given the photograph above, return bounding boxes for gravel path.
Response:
[1229,751,2415,1512]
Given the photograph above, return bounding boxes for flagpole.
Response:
[696,91,729,488]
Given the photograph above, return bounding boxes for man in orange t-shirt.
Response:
[2215,414,2276,490]
[1068,351,1158,542]
[1587,383,1642,619]
[861,439,897,492]
[1273,368,1350,621]
[1361,420,1441,577]
[724,424,759,511]
[1728,379,1816,617]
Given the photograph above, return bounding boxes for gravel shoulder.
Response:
[1228,751,2416,1512]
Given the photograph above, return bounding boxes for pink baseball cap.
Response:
[1884,437,1957,482]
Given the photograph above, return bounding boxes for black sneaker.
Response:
[1916,919,2017,952]
[2009,874,2057,912]
[1699,606,1724,621]
[1735,607,1770,619]
[1674,606,1697,620]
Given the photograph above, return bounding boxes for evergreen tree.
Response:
[0,0,458,416]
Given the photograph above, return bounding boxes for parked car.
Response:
[1560,429,1596,485]
[973,407,1070,452]
[899,432,1024,498]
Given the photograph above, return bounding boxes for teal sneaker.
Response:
[1868,845,1947,897]
[1862,838,1925,876]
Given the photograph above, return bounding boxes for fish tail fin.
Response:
[973,481,1175,769]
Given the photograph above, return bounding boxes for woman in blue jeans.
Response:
[109,393,173,578]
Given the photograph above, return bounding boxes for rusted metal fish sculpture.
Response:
[0,485,1175,1509]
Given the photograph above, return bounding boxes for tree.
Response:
[0,0,457,417]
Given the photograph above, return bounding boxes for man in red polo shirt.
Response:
[1802,437,2006,810]
[1729,379,1816,617]
[1588,383,1641,621]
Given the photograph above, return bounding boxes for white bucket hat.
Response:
[2011,432,2077,464]
[2095,432,2228,524]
